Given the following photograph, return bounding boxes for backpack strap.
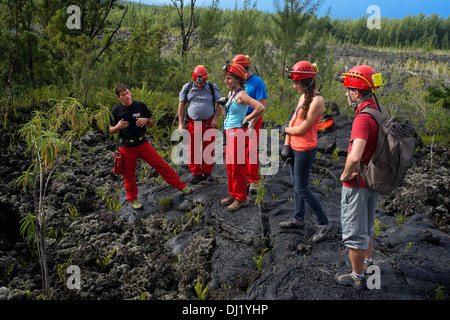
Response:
[358,104,389,127]
[208,81,216,109]
[183,81,195,102]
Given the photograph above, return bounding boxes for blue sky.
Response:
[127,0,449,19]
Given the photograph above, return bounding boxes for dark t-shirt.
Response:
[110,101,152,147]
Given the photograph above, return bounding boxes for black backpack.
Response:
[358,104,417,194]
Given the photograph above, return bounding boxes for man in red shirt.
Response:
[335,65,383,290]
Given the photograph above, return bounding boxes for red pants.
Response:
[225,128,249,201]
[246,115,262,183]
[187,117,216,175]
[120,141,186,202]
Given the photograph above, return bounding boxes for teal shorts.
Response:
[341,186,379,250]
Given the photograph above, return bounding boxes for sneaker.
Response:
[227,198,250,211]
[182,186,192,195]
[311,224,332,243]
[334,272,366,290]
[279,217,304,229]
[189,174,204,184]
[221,195,235,206]
[131,200,143,210]
[203,173,214,182]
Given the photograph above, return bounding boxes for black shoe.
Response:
[203,173,214,182]
[189,174,204,184]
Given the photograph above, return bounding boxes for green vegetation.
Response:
[2,0,449,298]
[194,275,209,300]
[1,1,447,153]
[253,248,269,272]
[96,248,117,272]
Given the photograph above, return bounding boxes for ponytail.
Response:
[299,78,316,120]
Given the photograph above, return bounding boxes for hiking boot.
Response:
[182,186,192,195]
[227,198,250,211]
[221,195,235,206]
[189,174,204,184]
[311,224,332,243]
[203,173,214,182]
[131,200,143,210]
[279,217,304,229]
[334,272,366,290]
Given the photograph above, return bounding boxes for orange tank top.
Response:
[290,94,322,151]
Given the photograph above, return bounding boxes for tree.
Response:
[230,0,258,54]
[171,0,199,57]
[16,97,111,299]
[17,99,80,299]
[271,0,323,72]
[199,0,221,49]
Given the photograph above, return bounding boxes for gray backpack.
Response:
[358,105,417,194]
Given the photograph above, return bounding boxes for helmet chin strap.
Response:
[300,77,315,92]
[232,74,238,88]
[347,89,372,110]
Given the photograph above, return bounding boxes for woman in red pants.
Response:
[220,62,265,211]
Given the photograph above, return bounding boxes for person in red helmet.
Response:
[279,61,331,243]
[220,61,265,211]
[178,65,222,184]
[334,65,383,290]
[231,54,267,192]
[110,83,191,210]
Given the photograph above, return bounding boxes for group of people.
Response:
[109,55,384,290]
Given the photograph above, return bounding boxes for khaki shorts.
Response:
[341,186,379,250]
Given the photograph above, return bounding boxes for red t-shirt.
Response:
[343,99,380,188]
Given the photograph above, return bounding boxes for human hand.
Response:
[136,117,149,128]
[218,97,228,106]
[280,145,293,163]
[116,119,129,130]
[281,123,289,135]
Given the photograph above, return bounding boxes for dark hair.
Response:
[223,70,244,88]
[356,88,373,98]
[115,83,130,97]
[298,77,316,120]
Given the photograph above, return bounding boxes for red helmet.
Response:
[224,62,246,80]
[341,65,382,91]
[286,61,318,81]
[232,54,251,67]
[193,65,208,82]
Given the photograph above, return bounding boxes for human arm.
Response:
[109,119,129,135]
[237,92,265,123]
[177,101,186,131]
[210,102,222,128]
[340,138,367,181]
